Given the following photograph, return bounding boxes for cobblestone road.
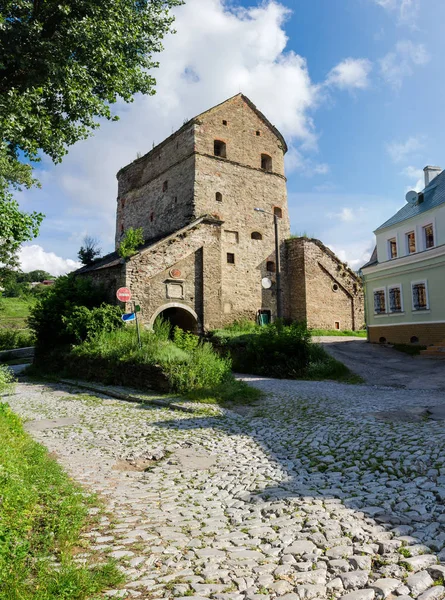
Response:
[5,377,445,600]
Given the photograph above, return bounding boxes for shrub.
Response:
[28,275,108,350]
[232,321,311,378]
[118,227,144,259]
[63,304,123,343]
[173,326,200,352]
[0,365,16,394]
[0,328,35,350]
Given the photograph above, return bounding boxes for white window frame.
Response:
[387,237,398,260]
[405,231,416,255]
[422,223,435,251]
[373,287,387,315]
[411,280,429,311]
[388,284,403,313]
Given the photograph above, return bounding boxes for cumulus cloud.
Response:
[402,165,424,192]
[379,40,430,89]
[373,0,420,28]
[19,245,81,276]
[386,135,425,163]
[326,58,373,91]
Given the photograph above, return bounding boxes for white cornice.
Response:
[362,243,445,275]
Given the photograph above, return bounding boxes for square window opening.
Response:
[214,140,227,158]
[261,153,272,171]
[227,253,235,264]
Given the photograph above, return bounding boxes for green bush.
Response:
[63,303,123,342]
[117,227,144,259]
[231,321,311,378]
[28,275,108,350]
[0,364,16,394]
[0,328,35,350]
[173,326,200,352]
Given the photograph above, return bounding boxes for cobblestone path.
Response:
[5,378,445,600]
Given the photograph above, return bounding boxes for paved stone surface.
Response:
[3,376,445,599]
[315,337,445,390]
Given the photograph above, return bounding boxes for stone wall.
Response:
[83,264,126,305]
[285,238,365,331]
[369,323,445,345]
[115,123,196,248]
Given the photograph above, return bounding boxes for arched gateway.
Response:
[150,303,199,333]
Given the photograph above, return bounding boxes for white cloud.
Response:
[19,245,81,276]
[379,40,430,89]
[22,0,332,258]
[326,58,372,91]
[373,0,420,28]
[386,135,425,163]
[402,165,424,191]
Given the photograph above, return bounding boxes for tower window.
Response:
[150,212,154,222]
[273,207,282,218]
[215,192,222,202]
[222,120,228,126]
[261,153,272,171]
[120,224,124,233]
[121,198,126,209]
[266,261,276,272]
[251,232,263,240]
[163,180,168,192]
[256,130,261,136]
[227,253,235,264]
[214,140,227,158]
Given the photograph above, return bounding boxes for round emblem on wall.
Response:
[170,268,182,279]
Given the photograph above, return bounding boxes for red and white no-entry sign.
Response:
[116,287,132,302]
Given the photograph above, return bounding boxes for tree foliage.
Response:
[0,0,181,266]
[78,236,101,266]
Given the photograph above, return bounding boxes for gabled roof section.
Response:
[375,169,445,232]
[196,93,288,154]
[361,246,377,270]
[117,93,288,176]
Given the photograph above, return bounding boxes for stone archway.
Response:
[150,303,199,333]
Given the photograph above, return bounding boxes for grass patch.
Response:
[0,402,124,599]
[392,343,427,356]
[310,328,367,337]
[0,297,35,330]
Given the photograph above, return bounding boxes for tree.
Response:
[78,236,102,266]
[0,0,181,264]
[118,228,145,259]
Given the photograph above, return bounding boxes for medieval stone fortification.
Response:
[77,94,364,332]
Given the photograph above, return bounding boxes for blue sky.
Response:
[17,0,445,274]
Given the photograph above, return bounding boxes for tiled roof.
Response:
[360,246,377,269]
[375,169,445,231]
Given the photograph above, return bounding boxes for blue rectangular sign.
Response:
[121,313,136,322]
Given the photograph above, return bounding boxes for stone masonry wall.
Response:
[125,220,221,329]
[115,123,196,248]
[80,264,126,305]
[284,240,307,322]
[285,238,365,331]
[369,323,445,345]
[193,96,290,324]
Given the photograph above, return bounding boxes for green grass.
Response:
[310,328,367,337]
[0,328,35,351]
[0,402,124,599]
[0,297,35,330]
[392,343,427,356]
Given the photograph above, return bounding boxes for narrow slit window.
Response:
[163,180,168,192]
[388,238,397,259]
[215,192,222,202]
[261,153,272,171]
[266,261,276,273]
[214,140,226,158]
[227,253,235,264]
[273,207,282,218]
[251,231,262,240]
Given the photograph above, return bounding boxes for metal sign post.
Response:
[134,302,141,349]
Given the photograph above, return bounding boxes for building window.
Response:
[163,180,168,192]
[222,120,228,126]
[266,261,276,273]
[227,253,235,264]
[251,231,262,240]
[256,130,261,136]
[261,153,272,171]
[273,206,282,218]
[388,238,397,259]
[150,212,154,222]
[412,281,428,310]
[388,285,402,312]
[120,224,124,233]
[121,198,126,209]
[406,231,416,254]
[214,140,226,158]
[334,321,340,330]
[373,289,386,314]
[423,224,434,249]
[332,283,339,292]
[215,192,222,202]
